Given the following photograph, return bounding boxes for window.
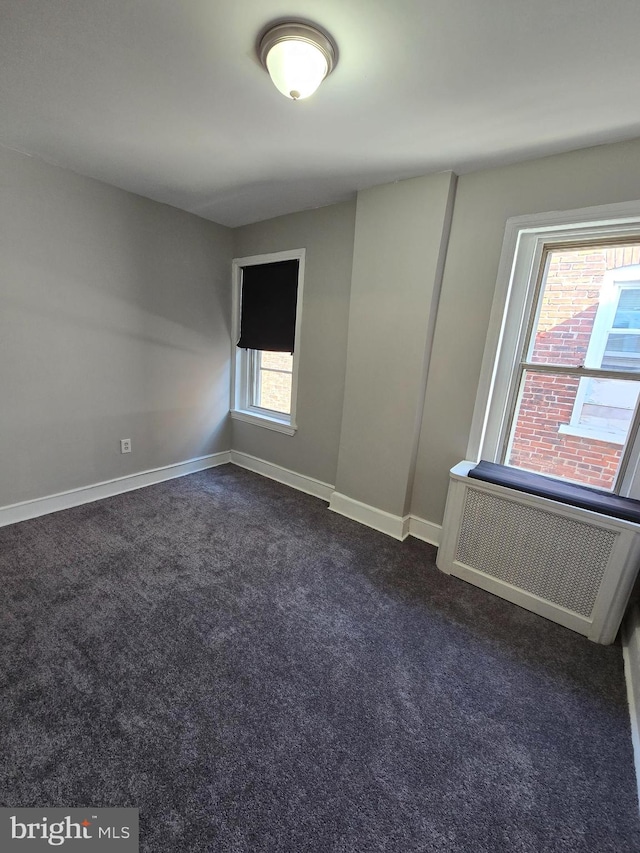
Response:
[230,249,305,435]
[560,271,640,445]
[252,350,294,415]
[471,201,640,497]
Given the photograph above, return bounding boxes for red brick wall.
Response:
[508,246,640,489]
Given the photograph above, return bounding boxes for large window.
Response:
[471,202,640,497]
[230,249,305,435]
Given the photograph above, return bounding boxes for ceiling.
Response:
[2,1,640,228]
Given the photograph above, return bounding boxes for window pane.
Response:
[602,332,640,370]
[260,351,293,371]
[613,288,640,328]
[506,370,640,490]
[257,369,292,414]
[529,244,640,367]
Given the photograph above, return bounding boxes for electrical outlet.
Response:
[120,439,132,454]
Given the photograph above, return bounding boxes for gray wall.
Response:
[1,146,232,507]
[9,133,640,530]
[231,201,357,486]
[334,173,456,517]
[411,137,640,526]
[232,140,640,524]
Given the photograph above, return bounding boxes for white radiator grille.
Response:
[455,488,616,617]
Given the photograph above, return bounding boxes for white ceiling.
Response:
[2,0,640,227]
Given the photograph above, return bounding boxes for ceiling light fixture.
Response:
[258,22,338,101]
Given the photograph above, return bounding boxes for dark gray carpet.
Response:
[1,465,639,852]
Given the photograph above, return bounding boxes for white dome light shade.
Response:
[266,40,328,100]
[259,22,338,101]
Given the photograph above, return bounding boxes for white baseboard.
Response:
[230,450,334,502]
[408,515,442,547]
[328,493,443,545]
[622,603,640,812]
[1,445,443,549]
[228,455,441,546]
[328,492,410,541]
[0,451,231,528]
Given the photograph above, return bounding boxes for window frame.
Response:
[558,270,640,445]
[584,270,640,372]
[230,248,305,435]
[468,200,640,499]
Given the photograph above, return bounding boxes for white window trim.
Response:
[558,269,640,444]
[230,248,305,436]
[556,423,627,445]
[583,268,640,369]
[468,199,640,498]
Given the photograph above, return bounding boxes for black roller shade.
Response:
[237,260,299,352]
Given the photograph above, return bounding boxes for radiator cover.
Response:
[437,462,640,643]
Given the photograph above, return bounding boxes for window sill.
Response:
[558,423,626,446]
[230,409,297,436]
